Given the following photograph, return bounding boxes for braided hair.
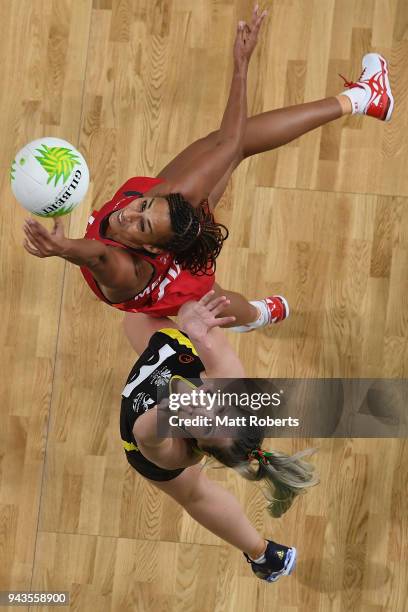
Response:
[162,193,228,276]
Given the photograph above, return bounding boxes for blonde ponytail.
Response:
[236,448,319,518]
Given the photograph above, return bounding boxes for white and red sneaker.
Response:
[264,295,290,324]
[339,53,394,121]
[230,295,289,333]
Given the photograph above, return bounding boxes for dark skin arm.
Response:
[155,5,268,208]
[23,217,152,296]
[22,7,267,295]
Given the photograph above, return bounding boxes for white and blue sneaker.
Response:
[244,540,297,583]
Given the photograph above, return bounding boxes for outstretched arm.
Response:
[176,291,245,378]
[167,5,268,208]
[133,292,245,468]
[23,217,137,290]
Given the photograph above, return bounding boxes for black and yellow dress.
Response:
[120,328,204,481]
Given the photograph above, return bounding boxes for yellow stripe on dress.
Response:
[169,374,200,393]
[122,440,139,452]
[158,328,198,356]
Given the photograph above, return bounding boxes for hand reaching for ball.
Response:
[233,4,268,67]
[23,217,68,258]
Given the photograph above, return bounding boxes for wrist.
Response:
[183,328,202,343]
[60,237,106,267]
[184,330,207,347]
[233,59,249,76]
[189,331,214,351]
[60,237,73,258]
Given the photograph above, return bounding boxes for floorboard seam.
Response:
[28,3,94,596]
[254,184,408,199]
[37,529,228,548]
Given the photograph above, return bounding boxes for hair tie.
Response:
[248,448,274,465]
[200,199,211,216]
[200,200,215,226]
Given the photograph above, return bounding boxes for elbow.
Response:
[214,136,238,149]
[214,137,243,161]
[87,249,110,271]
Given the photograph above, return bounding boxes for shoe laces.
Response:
[339,67,366,89]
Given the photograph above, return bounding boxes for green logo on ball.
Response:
[35,144,81,186]
[10,160,16,183]
[34,202,77,217]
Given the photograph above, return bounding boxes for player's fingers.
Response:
[243,22,250,38]
[251,3,260,25]
[210,299,232,317]
[24,221,52,245]
[253,8,267,32]
[24,222,46,243]
[23,223,39,243]
[54,217,64,230]
[207,296,228,312]
[251,4,265,27]
[23,239,44,257]
[258,9,268,25]
[23,226,49,253]
[212,315,236,327]
[26,218,50,238]
[52,217,65,236]
[199,290,216,306]
[23,223,47,247]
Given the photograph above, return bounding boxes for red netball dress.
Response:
[80,177,214,317]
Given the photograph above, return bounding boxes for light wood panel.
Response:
[0,0,93,603]
[0,1,407,611]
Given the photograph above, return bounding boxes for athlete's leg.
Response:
[123,283,282,347]
[240,96,349,158]
[212,284,289,330]
[207,97,349,206]
[157,97,347,180]
[212,283,258,327]
[157,136,213,183]
[123,295,259,345]
[149,463,266,559]
[123,313,178,355]
[242,53,393,156]
[157,96,350,204]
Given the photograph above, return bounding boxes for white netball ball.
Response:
[10,137,89,217]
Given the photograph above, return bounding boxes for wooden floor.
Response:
[1,1,407,610]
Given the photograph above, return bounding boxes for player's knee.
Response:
[183,469,209,505]
[170,466,207,506]
[203,130,219,145]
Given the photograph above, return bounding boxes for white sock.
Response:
[339,86,368,114]
[249,552,267,564]
[229,300,269,333]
